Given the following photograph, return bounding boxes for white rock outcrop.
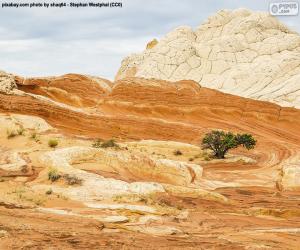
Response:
[116,9,300,108]
[0,151,27,172]
[0,113,53,133]
[35,146,207,203]
[10,114,54,133]
[36,147,165,201]
[0,71,17,94]
[282,164,300,190]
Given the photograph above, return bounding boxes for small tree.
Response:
[201,130,256,159]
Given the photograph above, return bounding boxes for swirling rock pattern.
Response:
[0,73,299,248]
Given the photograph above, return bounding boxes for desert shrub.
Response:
[6,129,17,139]
[63,174,82,185]
[30,132,40,142]
[48,139,58,148]
[173,150,182,156]
[189,158,194,162]
[204,156,211,161]
[92,139,103,148]
[101,139,119,148]
[93,139,119,149]
[56,194,68,200]
[139,194,183,210]
[6,127,25,138]
[17,128,25,136]
[45,189,53,195]
[201,130,256,159]
[48,168,61,182]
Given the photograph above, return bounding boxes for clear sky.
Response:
[0,0,299,80]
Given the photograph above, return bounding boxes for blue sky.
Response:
[0,0,299,80]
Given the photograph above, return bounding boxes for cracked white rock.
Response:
[0,71,17,94]
[116,9,300,108]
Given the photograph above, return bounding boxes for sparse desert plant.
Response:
[48,168,61,182]
[30,132,40,142]
[92,139,119,148]
[173,150,183,156]
[112,194,123,202]
[92,139,103,148]
[112,194,141,203]
[6,129,17,139]
[48,138,58,148]
[201,130,256,159]
[45,189,53,195]
[155,196,173,207]
[63,174,82,185]
[139,194,183,212]
[56,194,68,200]
[204,156,211,161]
[100,139,119,148]
[189,157,194,162]
[17,127,25,136]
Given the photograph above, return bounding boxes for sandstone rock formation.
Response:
[15,74,112,107]
[36,146,166,200]
[1,76,299,143]
[1,10,300,244]
[1,75,299,191]
[116,9,300,108]
[0,71,299,248]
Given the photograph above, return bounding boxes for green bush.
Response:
[48,168,61,182]
[48,139,58,148]
[201,130,256,159]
